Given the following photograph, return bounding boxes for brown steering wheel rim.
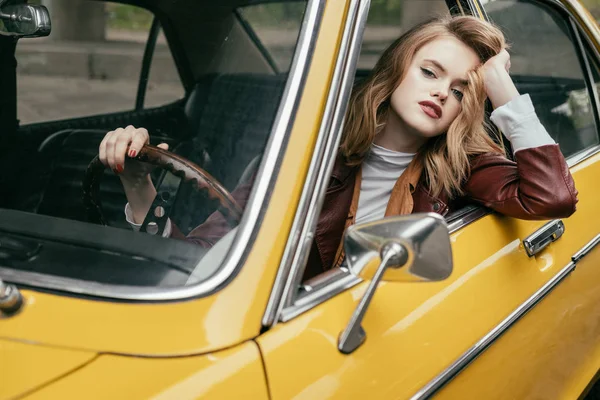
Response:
[83,144,243,226]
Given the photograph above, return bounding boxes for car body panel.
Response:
[436,241,600,399]
[0,339,96,400]
[22,341,267,400]
[0,0,345,357]
[257,202,588,399]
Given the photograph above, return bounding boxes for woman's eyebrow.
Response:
[424,59,468,85]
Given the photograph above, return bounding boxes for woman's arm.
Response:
[465,144,577,220]
[464,50,578,219]
[169,178,255,247]
[99,125,169,223]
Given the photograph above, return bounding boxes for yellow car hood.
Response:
[0,338,96,400]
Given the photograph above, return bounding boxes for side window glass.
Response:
[237,3,306,72]
[16,0,182,124]
[484,0,600,158]
[144,28,185,109]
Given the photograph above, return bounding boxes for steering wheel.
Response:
[83,144,243,232]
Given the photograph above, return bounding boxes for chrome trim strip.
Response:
[412,233,600,399]
[281,269,361,322]
[572,233,600,262]
[446,207,490,234]
[263,0,371,327]
[567,144,600,167]
[4,0,325,301]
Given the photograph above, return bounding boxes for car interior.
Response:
[1,0,300,235]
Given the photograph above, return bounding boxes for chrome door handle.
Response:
[523,219,565,257]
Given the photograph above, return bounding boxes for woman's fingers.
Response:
[98,125,151,174]
[157,142,169,151]
[113,125,137,172]
[105,127,124,172]
[128,127,150,159]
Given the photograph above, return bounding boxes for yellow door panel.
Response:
[258,214,588,398]
[436,246,600,399]
[22,341,268,400]
[259,149,600,399]
[0,339,96,400]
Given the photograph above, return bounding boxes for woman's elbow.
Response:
[534,186,578,219]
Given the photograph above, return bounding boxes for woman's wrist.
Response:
[484,66,520,109]
[120,174,156,224]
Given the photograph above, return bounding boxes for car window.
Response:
[294,0,452,288]
[16,1,183,124]
[484,0,600,158]
[143,27,185,109]
[1,0,309,296]
[357,0,449,71]
[237,2,306,72]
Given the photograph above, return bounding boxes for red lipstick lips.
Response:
[419,101,442,119]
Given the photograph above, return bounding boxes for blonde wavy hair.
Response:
[340,15,507,197]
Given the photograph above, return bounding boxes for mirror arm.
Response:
[338,241,407,354]
[0,10,31,22]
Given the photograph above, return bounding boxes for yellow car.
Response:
[1,0,600,398]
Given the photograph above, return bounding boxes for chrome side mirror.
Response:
[338,213,452,354]
[0,2,51,38]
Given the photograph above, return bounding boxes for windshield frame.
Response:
[2,0,325,301]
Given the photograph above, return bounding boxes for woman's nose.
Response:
[431,88,447,104]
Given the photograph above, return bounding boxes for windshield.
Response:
[0,0,309,294]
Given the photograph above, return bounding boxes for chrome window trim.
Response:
[411,233,600,399]
[4,0,325,301]
[262,0,371,327]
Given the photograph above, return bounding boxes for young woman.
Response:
[99,16,578,280]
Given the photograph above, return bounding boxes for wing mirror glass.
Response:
[338,213,453,354]
[0,2,51,38]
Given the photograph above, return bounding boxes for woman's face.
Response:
[388,36,481,139]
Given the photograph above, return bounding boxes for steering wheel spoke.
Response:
[140,172,181,236]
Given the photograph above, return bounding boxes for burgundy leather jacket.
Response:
[173,144,578,280]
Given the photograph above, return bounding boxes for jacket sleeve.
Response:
[464,144,578,220]
[170,178,255,246]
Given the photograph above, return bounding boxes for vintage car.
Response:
[1,0,600,398]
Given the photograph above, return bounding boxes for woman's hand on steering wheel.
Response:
[87,128,244,229]
[99,125,168,185]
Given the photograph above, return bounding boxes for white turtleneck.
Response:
[355,144,415,225]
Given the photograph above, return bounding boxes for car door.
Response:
[257,0,600,399]
[433,0,600,398]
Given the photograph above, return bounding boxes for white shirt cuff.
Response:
[490,93,556,153]
[125,203,172,237]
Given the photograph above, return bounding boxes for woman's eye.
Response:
[452,88,464,101]
[421,68,435,78]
